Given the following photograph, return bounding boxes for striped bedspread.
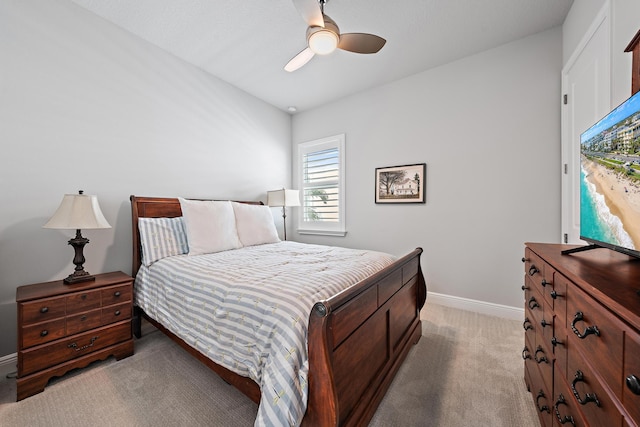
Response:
[134,241,396,427]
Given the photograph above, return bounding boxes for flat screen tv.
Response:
[567,90,640,259]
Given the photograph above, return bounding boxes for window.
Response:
[297,134,346,236]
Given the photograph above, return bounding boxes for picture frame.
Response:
[375,163,426,204]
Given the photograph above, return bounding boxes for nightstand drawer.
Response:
[66,289,101,314]
[101,303,131,325]
[66,309,102,335]
[21,319,66,348]
[101,284,132,306]
[19,321,131,376]
[20,297,66,325]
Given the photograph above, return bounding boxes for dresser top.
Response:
[16,271,132,302]
[526,242,640,331]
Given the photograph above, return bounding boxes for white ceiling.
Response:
[69,0,573,113]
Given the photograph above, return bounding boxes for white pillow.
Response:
[232,202,281,246]
[178,198,242,255]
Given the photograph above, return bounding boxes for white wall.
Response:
[292,28,563,310]
[0,0,291,357]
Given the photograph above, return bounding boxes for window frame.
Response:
[296,134,346,237]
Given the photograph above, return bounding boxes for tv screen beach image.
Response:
[580,92,640,252]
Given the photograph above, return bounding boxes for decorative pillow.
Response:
[178,198,242,255]
[232,202,281,247]
[138,216,188,266]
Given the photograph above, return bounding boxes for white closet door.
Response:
[561,5,610,244]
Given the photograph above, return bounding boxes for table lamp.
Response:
[43,190,111,284]
[267,188,300,240]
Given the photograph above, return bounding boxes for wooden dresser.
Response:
[522,243,640,427]
[16,271,134,401]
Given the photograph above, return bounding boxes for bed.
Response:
[130,195,427,426]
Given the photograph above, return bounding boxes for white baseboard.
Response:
[0,352,17,378]
[426,292,524,321]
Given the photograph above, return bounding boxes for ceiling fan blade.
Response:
[284,47,315,72]
[338,33,386,54]
[292,0,324,27]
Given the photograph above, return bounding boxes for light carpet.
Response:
[0,303,540,426]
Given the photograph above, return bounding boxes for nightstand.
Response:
[16,271,134,401]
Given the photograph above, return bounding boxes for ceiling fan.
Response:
[285,0,386,72]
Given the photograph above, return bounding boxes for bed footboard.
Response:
[304,248,426,427]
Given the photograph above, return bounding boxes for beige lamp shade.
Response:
[267,189,301,207]
[43,193,111,230]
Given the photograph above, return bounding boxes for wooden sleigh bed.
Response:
[130,195,427,426]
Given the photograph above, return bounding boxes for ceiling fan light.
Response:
[308,30,339,55]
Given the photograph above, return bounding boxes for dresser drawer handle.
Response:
[40,330,48,337]
[528,265,539,276]
[534,346,548,364]
[550,290,559,299]
[541,319,551,328]
[522,318,533,331]
[554,394,575,426]
[571,370,600,406]
[522,346,531,360]
[535,390,550,414]
[570,312,600,339]
[40,307,49,314]
[114,310,121,316]
[528,297,540,310]
[627,374,640,395]
[68,336,99,352]
[551,337,564,347]
[541,279,550,287]
[80,315,87,321]
[114,291,121,297]
[81,294,87,300]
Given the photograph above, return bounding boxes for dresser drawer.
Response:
[101,303,131,325]
[567,349,623,427]
[19,321,131,377]
[20,296,66,325]
[567,285,623,398]
[66,308,102,336]
[623,331,640,424]
[21,318,66,348]
[101,284,132,306]
[66,289,101,314]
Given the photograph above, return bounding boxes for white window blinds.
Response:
[297,134,346,236]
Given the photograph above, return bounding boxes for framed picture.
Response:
[375,163,426,204]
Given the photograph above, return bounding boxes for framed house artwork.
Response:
[375,163,426,204]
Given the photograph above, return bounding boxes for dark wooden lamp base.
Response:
[63,229,95,285]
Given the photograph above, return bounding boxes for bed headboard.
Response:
[130,195,263,276]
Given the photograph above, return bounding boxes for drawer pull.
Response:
[550,290,558,299]
[81,294,87,300]
[570,312,600,339]
[541,319,551,328]
[114,310,121,316]
[522,346,531,360]
[114,291,121,297]
[541,279,550,287]
[68,336,99,352]
[522,318,533,331]
[551,337,564,347]
[528,265,539,276]
[40,330,48,337]
[534,346,548,364]
[554,394,575,426]
[528,297,540,310]
[627,374,640,395]
[521,284,528,291]
[570,370,600,406]
[81,315,87,321]
[535,390,550,413]
[40,307,49,314]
